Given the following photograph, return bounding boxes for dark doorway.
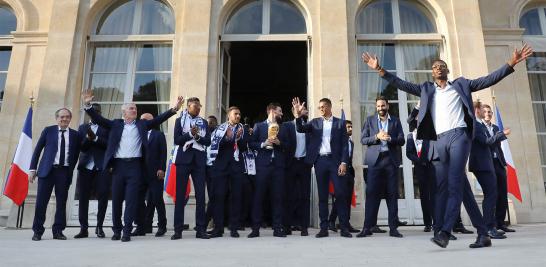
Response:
[226,41,307,127]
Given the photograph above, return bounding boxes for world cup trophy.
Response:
[266,122,279,150]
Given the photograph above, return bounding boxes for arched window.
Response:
[85,0,174,130]
[224,0,306,34]
[520,6,546,186]
[356,0,441,210]
[0,5,16,110]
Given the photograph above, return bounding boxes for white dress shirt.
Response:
[85,123,100,170]
[483,120,498,158]
[319,116,333,155]
[378,114,390,152]
[294,120,306,158]
[431,82,467,135]
[54,126,70,166]
[115,120,142,158]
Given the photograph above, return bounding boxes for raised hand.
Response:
[291,97,306,118]
[236,127,243,139]
[503,128,511,136]
[509,43,533,67]
[83,89,94,105]
[173,96,185,111]
[362,52,380,70]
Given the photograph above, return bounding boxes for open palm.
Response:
[362,52,380,70]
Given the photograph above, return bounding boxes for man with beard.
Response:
[361,43,532,248]
[248,103,289,238]
[208,107,249,238]
[359,96,405,238]
[292,97,351,238]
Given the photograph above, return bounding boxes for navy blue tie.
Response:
[59,130,66,166]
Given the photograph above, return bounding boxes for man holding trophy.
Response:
[248,103,289,238]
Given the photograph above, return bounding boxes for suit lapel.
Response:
[387,117,394,134]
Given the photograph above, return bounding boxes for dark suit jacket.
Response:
[77,123,109,171]
[361,114,405,167]
[382,64,515,140]
[469,120,507,172]
[249,120,289,167]
[85,106,177,170]
[212,125,249,172]
[282,120,311,167]
[30,125,81,178]
[490,123,507,166]
[406,133,434,165]
[295,116,349,166]
[145,129,167,179]
[173,116,211,167]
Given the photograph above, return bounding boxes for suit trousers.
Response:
[32,167,71,235]
[315,155,350,231]
[174,163,207,233]
[473,170,498,229]
[284,159,312,230]
[111,159,142,236]
[212,162,244,231]
[494,160,509,227]
[144,176,167,230]
[251,163,285,231]
[76,168,111,230]
[415,163,435,227]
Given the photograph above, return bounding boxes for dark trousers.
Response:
[284,159,312,230]
[76,168,110,230]
[212,162,244,231]
[315,155,349,230]
[494,160,509,227]
[205,166,215,226]
[251,164,284,230]
[241,175,254,227]
[415,163,435,227]
[473,170,498,229]
[32,167,71,235]
[111,159,142,236]
[329,167,355,224]
[144,176,167,230]
[363,154,398,231]
[174,163,207,233]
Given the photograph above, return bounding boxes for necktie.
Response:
[60,129,66,166]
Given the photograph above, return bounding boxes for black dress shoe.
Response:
[448,233,457,240]
[53,233,67,240]
[292,226,302,231]
[247,230,260,238]
[340,229,353,238]
[209,229,224,238]
[74,230,89,239]
[356,228,373,238]
[155,228,167,237]
[171,232,182,240]
[371,226,387,233]
[145,228,153,234]
[423,226,432,232]
[111,233,121,241]
[389,230,403,238]
[121,236,131,242]
[487,229,507,239]
[301,229,309,236]
[498,226,516,233]
[469,235,492,248]
[32,233,42,241]
[196,231,210,239]
[397,220,408,226]
[348,225,360,233]
[495,228,506,235]
[230,231,240,238]
[328,222,338,232]
[95,227,105,238]
[315,229,329,238]
[130,229,146,236]
[273,229,287,238]
[183,224,190,230]
[284,227,292,235]
[431,231,449,248]
[453,227,473,234]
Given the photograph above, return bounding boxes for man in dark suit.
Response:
[469,102,507,239]
[248,102,289,238]
[292,97,351,238]
[362,43,532,248]
[359,96,405,238]
[282,106,312,236]
[74,104,110,239]
[208,107,249,238]
[137,113,168,237]
[82,90,183,242]
[29,108,81,241]
[328,120,359,233]
[482,104,515,233]
[172,97,211,240]
[205,115,218,228]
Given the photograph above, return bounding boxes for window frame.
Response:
[0,5,16,111]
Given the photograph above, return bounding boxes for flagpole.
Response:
[16,93,35,229]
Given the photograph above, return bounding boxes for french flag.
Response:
[164,146,191,202]
[495,105,522,202]
[3,107,33,206]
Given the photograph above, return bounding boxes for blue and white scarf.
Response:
[179,109,207,152]
[207,122,244,165]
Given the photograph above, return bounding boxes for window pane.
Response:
[520,8,542,35]
[528,73,546,101]
[89,74,126,102]
[0,47,11,71]
[136,44,172,71]
[360,72,399,101]
[358,43,396,71]
[133,74,171,102]
[135,104,170,132]
[97,0,136,35]
[399,0,436,33]
[357,0,393,34]
[538,135,546,165]
[0,7,17,35]
[91,104,123,120]
[401,43,439,70]
[542,167,546,191]
[532,103,546,133]
[91,45,130,72]
[139,0,174,34]
[270,0,306,34]
[0,72,6,102]
[225,0,263,34]
[526,52,546,71]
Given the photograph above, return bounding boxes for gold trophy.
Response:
[266,122,280,150]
